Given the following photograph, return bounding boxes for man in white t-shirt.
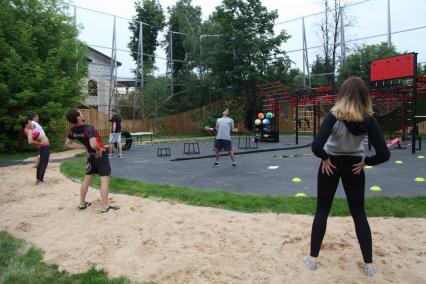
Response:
[206,108,238,167]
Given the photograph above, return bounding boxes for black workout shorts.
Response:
[214,139,232,151]
[86,152,111,176]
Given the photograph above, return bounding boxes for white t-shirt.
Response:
[31,121,45,136]
[215,117,234,141]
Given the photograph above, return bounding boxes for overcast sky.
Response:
[70,0,426,79]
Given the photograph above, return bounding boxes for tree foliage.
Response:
[311,0,353,87]
[128,0,165,76]
[203,0,291,127]
[311,55,334,87]
[0,0,87,152]
[164,0,202,80]
[337,43,399,84]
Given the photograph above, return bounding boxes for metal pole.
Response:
[313,102,317,139]
[73,5,78,72]
[387,0,392,47]
[133,22,143,121]
[412,53,418,154]
[302,17,310,88]
[108,16,117,116]
[340,6,346,63]
[135,22,142,88]
[170,32,173,96]
[296,96,299,145]
[141,23,144,88]
[154,91,157,135]
[302,18,306,89]
[199,35,202,77]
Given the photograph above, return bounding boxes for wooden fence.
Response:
[77,108,244,136]
[77,108,426,137]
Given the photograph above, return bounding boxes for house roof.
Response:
[117,80,136,87]
[87,46,122,67]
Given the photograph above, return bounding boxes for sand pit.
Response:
[0,150,425,283]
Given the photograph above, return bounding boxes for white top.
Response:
[31,121,45,136]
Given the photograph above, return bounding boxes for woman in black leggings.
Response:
[22,119,50,186]
[304,77,390,277]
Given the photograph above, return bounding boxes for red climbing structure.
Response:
[257,52,425,152]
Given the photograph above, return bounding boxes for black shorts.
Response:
[86,152,111,176]
[214,139,232,151]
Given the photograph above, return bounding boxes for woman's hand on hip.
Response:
[352,161,365,175]
[321,158,337,176]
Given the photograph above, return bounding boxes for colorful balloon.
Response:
[255,119,262,126]
[262,118,270,125]
[266,112,273,119]
[257,113,265,119]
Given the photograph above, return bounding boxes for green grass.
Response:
[0,231,148,284]
[61,157,426,218]
[0,140,69,163]
[0,151,39,162]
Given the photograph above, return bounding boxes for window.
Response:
[88,80,98,96]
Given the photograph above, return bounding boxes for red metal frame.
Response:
[370,53,415,82]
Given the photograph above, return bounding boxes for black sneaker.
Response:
[101,205,120,213]
[79,201,92,210]
[232,162,237,168]
[213,161,220,167]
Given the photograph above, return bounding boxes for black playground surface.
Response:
[109,135,426,197]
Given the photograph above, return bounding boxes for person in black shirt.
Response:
[65,109,119,213]
[304,77,390,277]
[108,109,123,159]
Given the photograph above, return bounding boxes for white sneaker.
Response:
[303,256,317,270]
[365,265,377,277]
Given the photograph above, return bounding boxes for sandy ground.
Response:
[0,150,425,284]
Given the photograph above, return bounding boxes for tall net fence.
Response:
[67,0,426,133]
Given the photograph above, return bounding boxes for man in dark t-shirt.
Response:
[108,109,123,159]
[65,109,119,213]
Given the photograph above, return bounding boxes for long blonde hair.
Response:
[331,77,373,122]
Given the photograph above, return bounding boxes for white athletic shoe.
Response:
[303,256,317,270]
[38,181,47,187]
[365,265,377,277]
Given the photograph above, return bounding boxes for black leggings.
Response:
[37,145,50,182]
[310,155,373,263]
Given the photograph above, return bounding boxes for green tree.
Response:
[164,0,202,84]
[311,55,334,87]
[140,76,171,117]
[0,0,87,152]
[337,43,399,84]
[128,0,165,76]
[205,0,290,127]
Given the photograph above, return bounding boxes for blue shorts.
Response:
[215,139,232,151]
